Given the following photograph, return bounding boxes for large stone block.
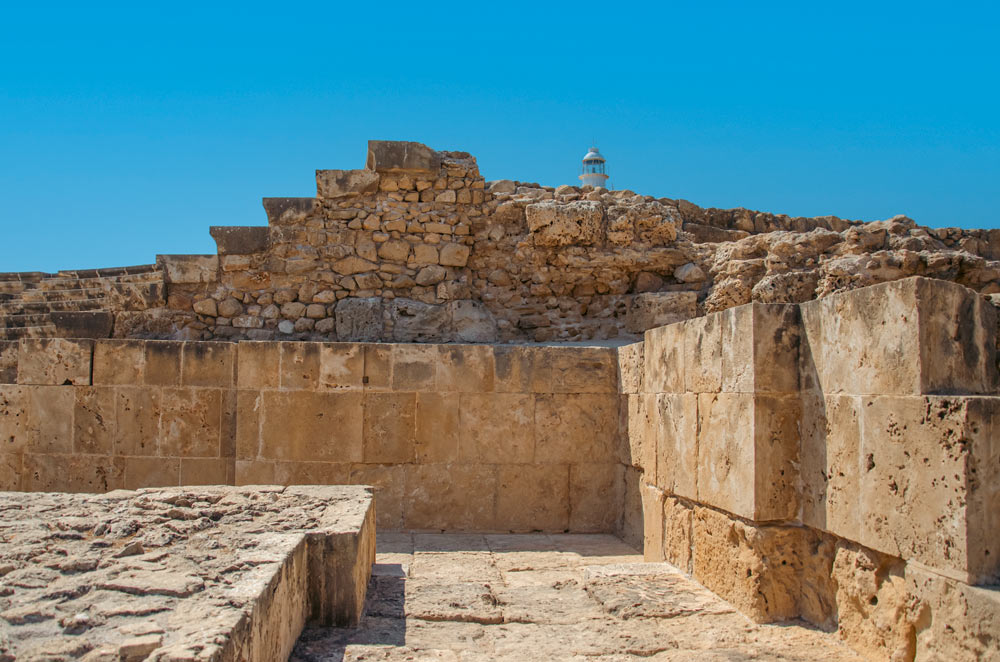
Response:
[497,463,569,532]
[616,341,644,395]
[859,395,1000,584]
[525,200,603,247]
[643,321,684,394]
[115,386,161,456]
[906,563,1000,662]
[181,341,235,388]
[391,344,437,391]
[641,483,666,562]
[662,496,694,573]
[800,277,998,396]
[24,386,74,454]
[274,461,350,486]
[156,254,218,284]
[93,339,145,385]
[366,140,441,174]
[180,457,232,485]
[534,393,618,464]
[144,340,183,386]
[625,292,698,334]
[436,345,495,392]
[362,392,415,463]
[404,463,498,531]
[415,393,459,462]
[569,463,621,533]
[73,386,116,455]
[316,169,380,198]
[449,300,498,343]
[389,298,450,342]
[655,393,698,499]
[280,341,321,390]
[124,455,180,489]
[692,506,805,623]
[683,313,722,393]
[335,298,384,342]
[349,463,405,529]
[543,346,618,394]
[262,197,316,225]
[0,385,27,451]
[696,392,800,521]
[625,393,656,476]
[237,341,280,389]
[618,466,644,550]
[259,391,363,463]
[22,453,124,493]
[319,343,364,391]
[209,226,269,254]
[17,338,93,385]
[721,303,800,394]
[459,393,534,463]
[0,452,20,490]
[159,387,223,458]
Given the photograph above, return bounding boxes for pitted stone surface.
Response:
[291,533,864,662]
[0,485,373,661]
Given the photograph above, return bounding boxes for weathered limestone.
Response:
[0,485,374,661]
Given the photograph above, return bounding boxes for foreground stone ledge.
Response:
[0,484,374,661]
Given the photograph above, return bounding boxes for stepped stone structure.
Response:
[1,141,998,661]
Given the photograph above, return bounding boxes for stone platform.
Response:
[0,485,375,661]
[291,532,865,662]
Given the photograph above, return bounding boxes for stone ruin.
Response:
[0,140,997,661]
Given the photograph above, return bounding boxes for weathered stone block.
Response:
[114,386,160,456]
[0,385,27,451]
[493,345,537,393]
[437,345,495,392]
[404,464,497,531]
[362,392,415,463]
[209,226,269,254]
[643,321,684,394]
[93,340,145,385]
[366,140,441,174]
[692,506,805,623]
[625,292,698,334]
[625,393,656,476]
[22,453,123,492]
[25,386,74,454]
[0,452,20,490]
[50,311,114,339]
[349,463,405,529]
[237,341,280,389]
[497,464,569,532]
[362,344,392,391]
[696,392,800,521]
[448,300,498,343]
[859,395,1000,584]
[157,254,218,284]
[544,346,618,394]
[181,341,235,388]
[390,298,450,342]
[235,459,275,485]
[391,344,437,391]
[262,197,316,225]
[280,341,321,390]
[159,388,223,458]
[259,391,363,463]
[534,393,619,464]
[319,343,364,390]
[619,466,644,551]
[800,393,863,541]
[525,200,603,247]
[641,483,666,562]
[721,303,800,394]
[124,455,180,489]
[316,169,380,198]
[655,393,698,499]
[17,338,92,386]
[683,313,722,393]
[0,341,18,384]
[415,392,459,462]
[569,463,622,533]
[459,393,534,463]
[144,340,182,386]
[73,386,115,455]
[800,277,998,395]
[274,461,350,486]
[180,457,231,485]
[616,341,644,395]
[662,496,694,573]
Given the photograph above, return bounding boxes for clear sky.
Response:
[2,1,998,272]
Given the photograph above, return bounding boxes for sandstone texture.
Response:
[290,532,865,662]
[0,485,374,661]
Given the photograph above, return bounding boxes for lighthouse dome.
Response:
[582,147,604,162]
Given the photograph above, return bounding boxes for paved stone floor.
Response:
[291,532,864,662]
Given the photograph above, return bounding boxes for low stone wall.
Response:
[622,276,1000,662]
[0,338,621,533]
[0,484,374,661]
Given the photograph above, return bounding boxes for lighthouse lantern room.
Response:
[578,146,609,188]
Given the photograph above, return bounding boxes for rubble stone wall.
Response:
[623,276,1000,662]
[0,337,621,533]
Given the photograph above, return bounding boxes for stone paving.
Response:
[291,533,865,662]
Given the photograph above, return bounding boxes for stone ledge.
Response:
[209,226,269,255]
[0,484,374,661]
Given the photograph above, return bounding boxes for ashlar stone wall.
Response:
[622,276,1000,662]
[0,337,622,533]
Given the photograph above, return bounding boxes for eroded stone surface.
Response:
[291,533,864,662]
[0,485,374,662]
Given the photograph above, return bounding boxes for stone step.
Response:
[0,299,107,315]
[0,324,58,340]
[0,282,31,295]
[0,271,50,283]
[56,263,159,279]
[0,313,52,329]
[38,271,164,291]
[19,287,109,303]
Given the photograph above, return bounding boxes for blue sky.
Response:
[1,1,998,272]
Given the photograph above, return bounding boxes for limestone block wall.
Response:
[0,337,622,533]
[624,276,1000,662]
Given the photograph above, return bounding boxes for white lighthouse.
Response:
[578,146,609,188]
